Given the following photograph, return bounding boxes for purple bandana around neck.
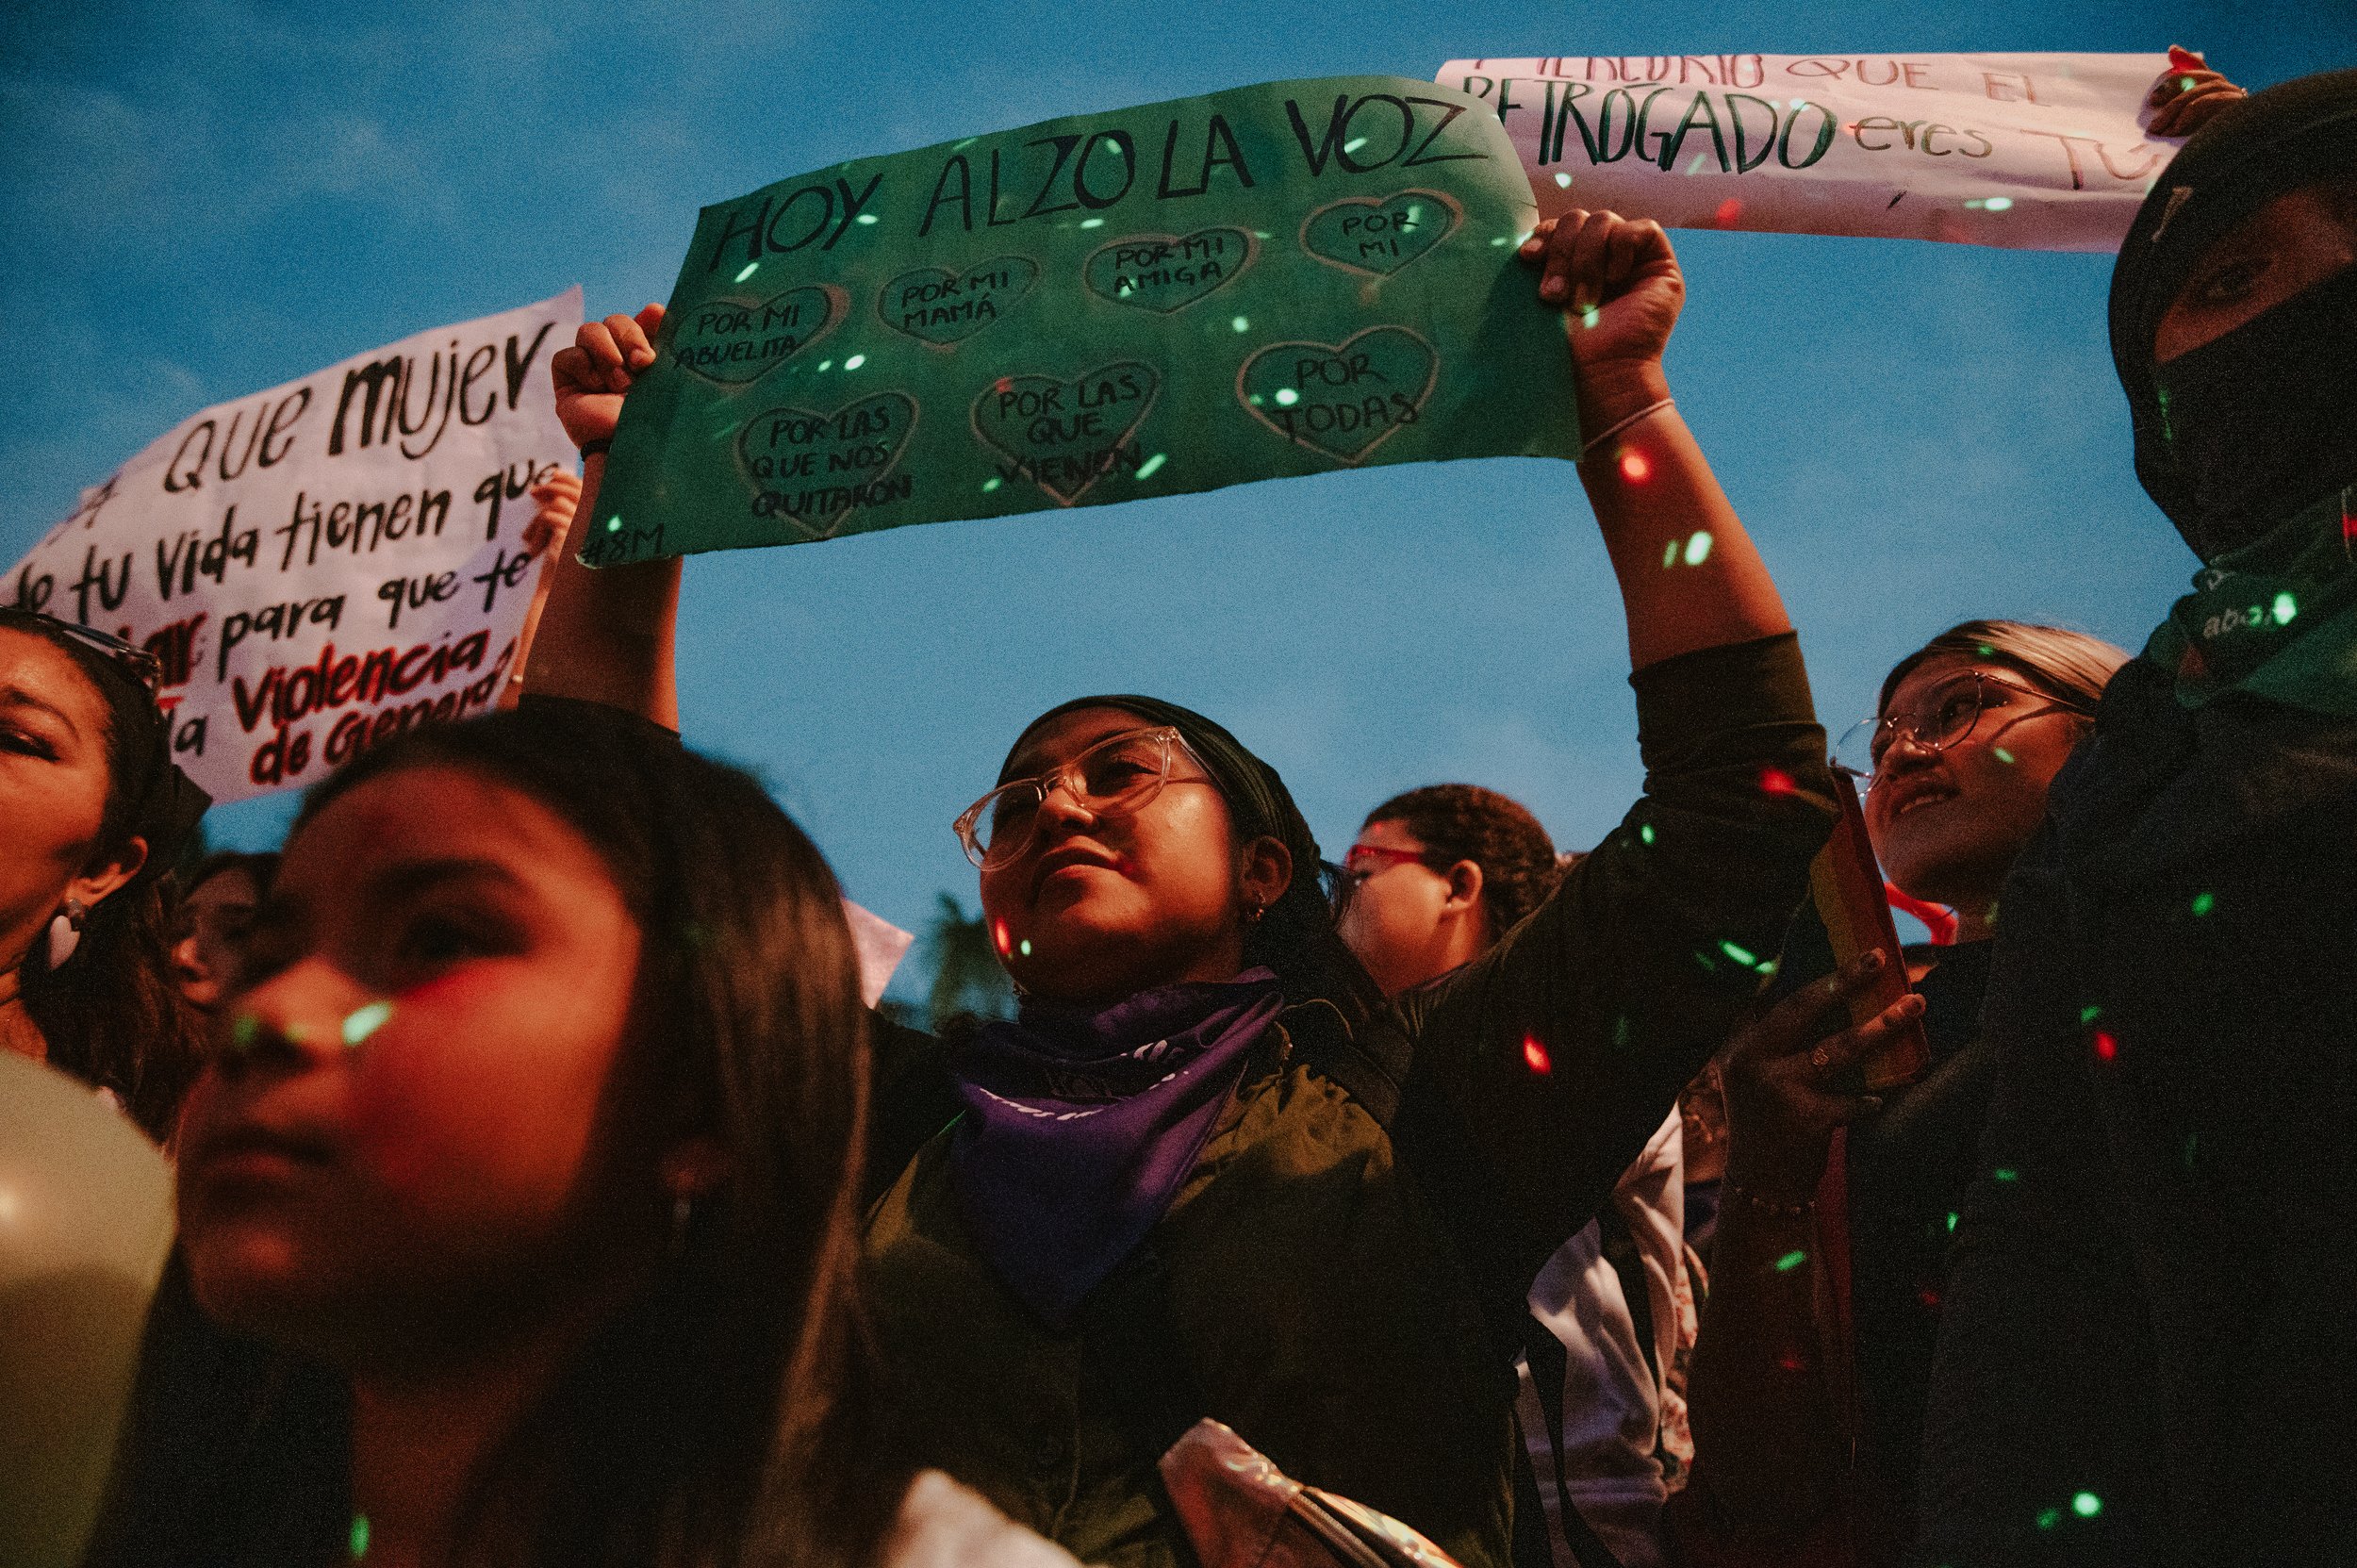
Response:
[947,969,1285,1329]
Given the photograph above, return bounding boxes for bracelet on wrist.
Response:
[1724,1180,1816,1220]
[578,437,613,458]
[1578,397,1674,460]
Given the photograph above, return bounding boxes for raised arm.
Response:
[523,305,683,728]
[1393,214,1836,1292]
[1523,209,1790,670]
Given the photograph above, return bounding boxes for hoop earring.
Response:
[46,898,88,970]
[1244,898,1266,925]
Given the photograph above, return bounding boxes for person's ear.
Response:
[1239,834,1294,919]
[1442,860,1486,918]
[72,835,149,914]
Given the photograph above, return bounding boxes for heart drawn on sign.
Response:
[1299,190,1461,278]
[733,391,919,540]
[879,256,1040,346]
[668,285,847,385]
[1081,228,1256,313]
[969,361,1161,507]
[1236,327,1439,467]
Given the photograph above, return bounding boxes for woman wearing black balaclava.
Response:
[523,214,1839,1565]
[1914,70,2357,1568]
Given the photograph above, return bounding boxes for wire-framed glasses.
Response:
[1834,670,2089,785]
[954,725,1211,868]
[0,607,163,697]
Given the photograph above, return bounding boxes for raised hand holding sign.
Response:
[584,76,1581,564]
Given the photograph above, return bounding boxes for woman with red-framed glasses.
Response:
[515,208,1840,1567]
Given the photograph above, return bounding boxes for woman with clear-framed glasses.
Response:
[521,211,1838,1567]
[1674,619,2125,1565]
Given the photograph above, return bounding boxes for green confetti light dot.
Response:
[1134,453,1167,480]
[606,516,621,532]
[1230,315,1250,333]
[855,212,878,225]
[981,476,1002,492]
[1018,939,1032,957]
[1993,747,2016,765]
[844,355,865,370]
[1554,171,1573,188]
[2036,1508,2061,1531]
[1639,823,1656,845]
[1581,305,1601,329]
[1993,1167,2019,1182]
[230,1012,262,1051]
[1976,643,1996,657]
[340,1000,392,1048]
[2272,591,2299,624]
[2080,1005,2102,1024]
[1773,1248,1807,1272]
[1491,236,1510,246]
[816,359,832,371]
[2073,1492,2102,1518]
[351,1513,371,1560]
[1343,137,1369,154]
[2190,891,2216,916]
[1079,217,1105,229]
[1947,1211,1960,1232]
[1719,939,1759,968]
[1274,388,1298,406]
[1684,530,1714,567]
[1662,540,1679,569]
[1984,196,2014,211]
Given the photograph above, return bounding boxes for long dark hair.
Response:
[89,702,901,1568]
[2,613,207,1140]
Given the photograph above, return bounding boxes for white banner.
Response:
[1439,53,2177,252]
[9,289,583,804]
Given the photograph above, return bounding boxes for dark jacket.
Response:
[1914,659,2357,1566]
[862,635,1836,1568]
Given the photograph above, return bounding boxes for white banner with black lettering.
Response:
[8,288,583,803]
[1439,53,2177,251]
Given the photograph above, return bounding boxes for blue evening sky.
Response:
[5,3,2349,987]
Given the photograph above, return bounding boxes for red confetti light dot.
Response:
[1758,767,1798,797]
[1522,1034,1552,1075]
[2092,1030,2118,1063]
[1619,450,1651,483]
[1777,1351,1807,1373]
[992,919,1013,957]
[993,376,1014,394]
[1714,197,1743,227]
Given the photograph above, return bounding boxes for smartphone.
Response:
[1772,768,1930,1092]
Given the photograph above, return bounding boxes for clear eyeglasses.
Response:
[1834,670,2089,786]
[954,725,1212,868]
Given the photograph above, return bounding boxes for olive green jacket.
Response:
[864,634,1834,1568]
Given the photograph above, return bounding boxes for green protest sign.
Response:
[587,75,1578,564]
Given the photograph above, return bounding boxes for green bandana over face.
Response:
[2144,484,2357,716]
